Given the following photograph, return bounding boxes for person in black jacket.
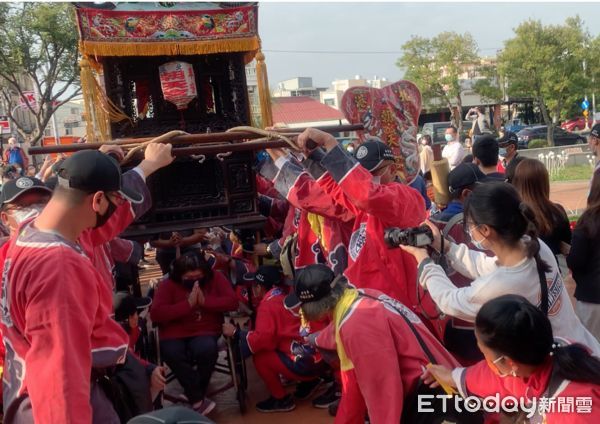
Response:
[512,158,571,257]
[568,174,600,340]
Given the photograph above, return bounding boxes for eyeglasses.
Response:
[464,223,481,240]
[492,355,505,365]
[4,202,46,213]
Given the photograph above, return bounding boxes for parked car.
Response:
[421,121,474,145]
[561,117,593,132]
[516,125,586,149]
[504,118,529,134]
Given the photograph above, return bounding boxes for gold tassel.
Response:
[255,49,273,128]
[81,37,260,58]
[79,57,97,143]
[431,158,450,207]
[307,213,328,253]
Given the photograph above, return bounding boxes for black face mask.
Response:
[94,197,117,229]
[181,276,208,290]
[181,279,197,291]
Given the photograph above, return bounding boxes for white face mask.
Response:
[444,134,454,142]
[467,225,487,251]
[9,204,45,227]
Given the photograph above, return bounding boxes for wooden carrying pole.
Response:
[28,124,363,156]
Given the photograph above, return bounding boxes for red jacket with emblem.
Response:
[271,157,354,274]
[151,272,238,340]
[456,358,600,423]
[242,286,303,355]
[260,160,326,271]
[0,222,130,424]
[314,288,459,424]
[319,145,429,309]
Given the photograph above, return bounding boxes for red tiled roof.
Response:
[271,96,344,124]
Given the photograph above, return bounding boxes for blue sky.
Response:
[258,2,600,87]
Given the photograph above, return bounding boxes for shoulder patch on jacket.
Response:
[349,223,367,261]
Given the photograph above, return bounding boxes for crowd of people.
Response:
[0,121,598,424]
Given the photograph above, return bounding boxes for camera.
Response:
[384,226,434,248]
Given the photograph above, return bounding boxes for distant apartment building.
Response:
[245,60,261,126]
[272,77,328,100]
[43,99,86,139]
[0,74,37,138]
[320,75,392,109]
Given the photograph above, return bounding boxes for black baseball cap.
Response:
[353,138,395,172]
[497,132,518,147]
[284,264,336,309]
[243,265,282,289]
[57,150,143,203]
[113,292,152,322]
[590,123,600,139]
[0,176,52,206]
[448,163,487,194]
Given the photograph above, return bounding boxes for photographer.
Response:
[400,182,600,356]
[465,107,492,138]
[429,163,489,364]
[296,129,430,319]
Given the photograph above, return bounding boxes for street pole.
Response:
[51,110,60,145]
[593,76,597,126]
[583,59,590,130]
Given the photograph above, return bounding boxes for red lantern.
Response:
[159,61,197,110]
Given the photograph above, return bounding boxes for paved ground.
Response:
[136,179,588,423]
[549,179,590,215]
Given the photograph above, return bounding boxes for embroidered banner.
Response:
[76,4,258,43]
[341,81,422,184]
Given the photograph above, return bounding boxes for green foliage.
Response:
[497,17,591,146]
[397,32,479,128]
[0,3,80,144]
[472,64,503,103]
[550,164,593,182]
[527,139,549,149]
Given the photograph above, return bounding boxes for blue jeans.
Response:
[160,335,219,403]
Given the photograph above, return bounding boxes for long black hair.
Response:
[169,251,213,283]
[577,174,600,239]
[464,181,552,314]
[476,295,600,385]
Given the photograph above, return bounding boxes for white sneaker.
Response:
[194,398,216,416]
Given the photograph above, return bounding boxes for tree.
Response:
[397,32,479,130]
[472,64,504,105]
[497,17,590,146]
[0,3,80,145]
[585,33,600,122]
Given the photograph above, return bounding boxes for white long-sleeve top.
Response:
[419,240,600,356]
[441,141,465,170]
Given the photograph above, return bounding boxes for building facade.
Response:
[272,77,328,100]
[319,75,392,109]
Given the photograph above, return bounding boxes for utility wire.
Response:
[263,47,502,54]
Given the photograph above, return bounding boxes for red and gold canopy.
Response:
[75,2,260,58]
